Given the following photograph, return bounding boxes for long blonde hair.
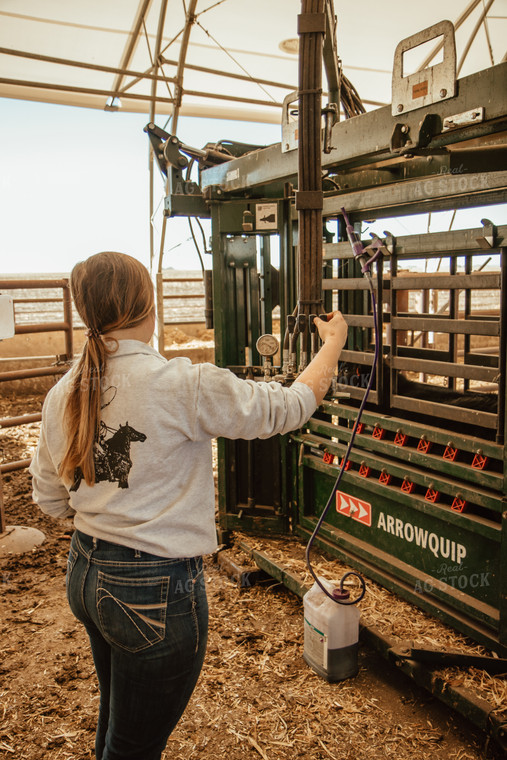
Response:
[59,252,154,487]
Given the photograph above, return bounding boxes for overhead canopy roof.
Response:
[0,0,505,125]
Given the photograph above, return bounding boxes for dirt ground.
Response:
[0,391,505,760]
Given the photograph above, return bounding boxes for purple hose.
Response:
[304,220,380,605]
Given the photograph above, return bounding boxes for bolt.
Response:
[401,125,409,134]
[170,136,178,143]
[285,143,290,150]
[440,89,447,98]
[397,104,403,113]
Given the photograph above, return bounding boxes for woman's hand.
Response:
[313,311,348,350]
[295,311,349,405]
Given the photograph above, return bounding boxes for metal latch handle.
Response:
[392,19,456,116]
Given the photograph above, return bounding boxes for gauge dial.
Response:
[256,334,279,358]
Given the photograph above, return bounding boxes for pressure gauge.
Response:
[256,334,279,358]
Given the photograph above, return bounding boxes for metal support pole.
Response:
[457,0,497,75]
[296,0,326,370]
[498,247,507,445]
[62,279,74,360]
[417,0,483,70]
[171,0,199,134]
[156,269,165,355]
[149,0,170,274]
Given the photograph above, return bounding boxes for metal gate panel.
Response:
[292,222,506,653]
[201,57,507,654]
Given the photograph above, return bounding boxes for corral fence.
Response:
[0,277,73,533]
[0,273,206,532]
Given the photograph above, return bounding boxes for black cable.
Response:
[195,217,210,254]
[188,218,205,275]
[305,254,379,606]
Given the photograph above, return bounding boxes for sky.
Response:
[1,96,506,275]
[0,97,281,274]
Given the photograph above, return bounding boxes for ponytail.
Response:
[58,252,154,487]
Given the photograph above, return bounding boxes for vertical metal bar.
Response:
[498,247,506,446]
[376,250,384,405]
[210,202,230,530]
[322,222,334,314]
[149,144,155,273]
[149,0,170,124]
[500,501,507,650]
[235,264,246,365]
[322,0,340,108]
[353,223,362,351]
[448,254,458,391]
[464,251,472,393]
[204,269,213,329]
[246,440,255,508]
[248,247,261,367]
[280,198,297,373]
[171,0,199,133]
[259,235,272,337]
[297,0,325,322]
[149,0,170,274]
[390,238,399,405]
[211,203,225,368]
[501,247,507,650]
[109,0,154,100]
[156,271,165,354]
[243,264,251,365]
[62,279,74,359]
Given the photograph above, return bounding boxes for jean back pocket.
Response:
[97,571,170,653]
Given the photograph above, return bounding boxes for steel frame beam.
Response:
[0,45,174,84]
[200,62,507,193]
[109,0,155,103]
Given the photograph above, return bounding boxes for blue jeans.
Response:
[66,530,208,760]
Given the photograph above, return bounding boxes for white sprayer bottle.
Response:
[303,577,360,681]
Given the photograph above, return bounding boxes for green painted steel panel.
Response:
[208,66,506,656]
[299,458,500,610]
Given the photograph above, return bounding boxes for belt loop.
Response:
[92,537,98,549]
[134,549,141,558]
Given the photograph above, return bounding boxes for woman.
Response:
[30,251,348,760]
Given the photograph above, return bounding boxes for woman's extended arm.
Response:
[294,311,348,405]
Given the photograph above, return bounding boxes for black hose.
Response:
[305,276,378,606]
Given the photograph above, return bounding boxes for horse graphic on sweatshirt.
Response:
[70,421,147,491]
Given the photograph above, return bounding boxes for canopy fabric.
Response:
[0,0,505,124]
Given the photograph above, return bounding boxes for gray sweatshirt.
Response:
[30,340,317,558]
